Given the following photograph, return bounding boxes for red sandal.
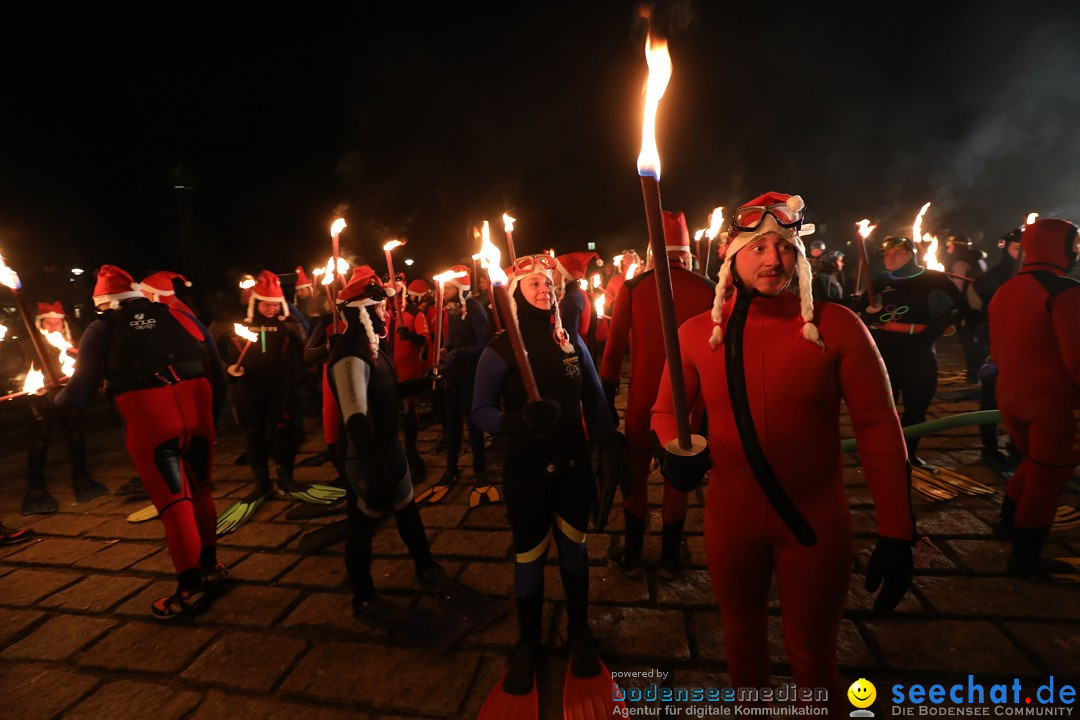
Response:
[151,588,208,620]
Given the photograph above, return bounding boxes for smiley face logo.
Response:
[848,678,877,709]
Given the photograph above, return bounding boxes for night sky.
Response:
[2,2,1079,304]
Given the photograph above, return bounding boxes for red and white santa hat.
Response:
[140,271,191,302]
[407,278,430,299]
[554,252,599,283]
[338,265,395,357]
[245,270,290,323]
[506,255,575,355]
[295,265,313,290]
[445,265,471,294]
[710,192,822,350]
[35,301,72,340]
[93,265,145,308]
[662,210,692,255]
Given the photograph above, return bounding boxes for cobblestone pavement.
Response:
[0,338,1076,719]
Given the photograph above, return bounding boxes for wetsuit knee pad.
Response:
[154,439,185,496]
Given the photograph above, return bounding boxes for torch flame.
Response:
[591,273,601,289]
[1025,212,1039,225]
[233,323,259,343]
[320,258,336,285]
[636,30,673,179]
[477,221,507,286]
[705,207,724,240]
[626,262,639,280]
[595,295,606,318]
[383,239,403,252]
[578,278,588,291]
[43,331,75,377]
[330,218,347,237]
[21,368,44,394]
[239,274,256,290]
[912,202,931,249]
[612,254,624,268]
[694,229,705,242]
[856,219,877,239]
[0,325,7,342]
[312,267,324,278]
[922,234,945,271]
[435,268,471,286]
[503,213,516,233]
[0,255,21,290]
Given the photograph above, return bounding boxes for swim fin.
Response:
[353,595,470,653]
[477,669,539,720]
[126,504,159,523]
[563,659,625,720]
[278,478,345,504]
[415,467,459,505]
[215,494,267,536]
[417,564,507,632]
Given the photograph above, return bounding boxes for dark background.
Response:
[1,1,1078,310]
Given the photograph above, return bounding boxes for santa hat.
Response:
[662,211,692,254]
[140,271,191,302]
[245,270,290,323]
[338,265,395,357]
[554,252,600,283]
[93,265,144,308]
[294,265,313,289]
[446,265,471,294]
[407,278,430,299]
[506,255,575,355]
[709,192,822,350]
[35,301,65,321]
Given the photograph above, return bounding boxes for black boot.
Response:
[658,518,689,581]
[994,495,1017,539]
[1008,525,1078,581]
[607,511,644,578]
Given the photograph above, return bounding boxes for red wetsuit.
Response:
[58,299,224,576]
[600,262,715,524]
[989,219,1080,529]
[652,290,912,715]
[393,300,429,382]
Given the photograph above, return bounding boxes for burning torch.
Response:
[478,233,541,402]
[703,207,724,279]
[636,27,704,455]
[854,219,878,309]
[477,221,503,332]
[503,213,518,265]
[0,255,63,387]
[227,323,260,377]
[330,218,347,286]
[432,268,468,378]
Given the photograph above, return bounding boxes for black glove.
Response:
[865,536,914,612]
[654,431,712,492]
[501,399,562,437]
[601,378,619,425]
[396,326,411,340]
[598,431,630,497]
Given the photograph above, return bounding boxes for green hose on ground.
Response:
[841,410,1002,453]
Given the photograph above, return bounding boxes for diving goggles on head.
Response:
[731,203,805,233]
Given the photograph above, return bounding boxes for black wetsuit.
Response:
[971,249,1019,452]
[472,288,614,643]
[327,305,434,605]
[442,296,491,478]
[220,316,305,492]
[862,263,963,459]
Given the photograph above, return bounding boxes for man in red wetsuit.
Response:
[602,211,715,579]
[652,192,914,715]
[989,218,1080,582]
[57,265,227,619]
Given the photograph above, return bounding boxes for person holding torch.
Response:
[651,193,915,716]
[471,254,627,718]
[55,265,228,619]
